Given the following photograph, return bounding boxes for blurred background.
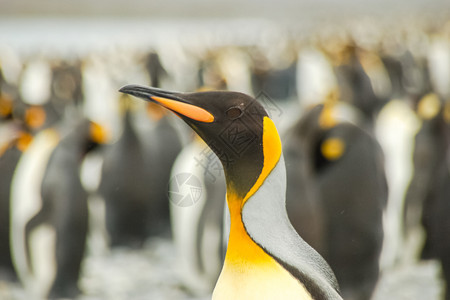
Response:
[1,1,450,299]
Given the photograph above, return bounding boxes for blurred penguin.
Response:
[10,117,106,299]
[144,51,168,89]
[329,42,391,130]
[282,109,325,255]
[285,103,388,300]
[19,58,84,133]
[404,94,450,299]
[0,120,31,281]
[140,101,183,235]
[249,45,298,102]
[142,50,183,235]
[166,76,226,295]
[169,135,226,295]
[98,96,155,247]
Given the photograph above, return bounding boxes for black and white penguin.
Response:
[10,117,106,299]
[0,125,32,281]
[169,135,226,295]
[144,52,168,89]
[249,47,298,102]
[141,103,183,235]
[285,104,388,300]
[0,63,32,281]
[120,84,342,300]
[98,98,154,247]
[404,94,450,300]
[282,110,326,255]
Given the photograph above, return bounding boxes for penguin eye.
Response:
[226,107,243,120]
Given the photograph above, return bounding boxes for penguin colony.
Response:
[0,18,449,299]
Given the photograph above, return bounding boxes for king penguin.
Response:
[98,98,153,247]
[404,94,450,299]
[10,117,106,299]
[119,84,342,300]
[297,104,387,300]
[0,125,31,282]
[169,134,226,295]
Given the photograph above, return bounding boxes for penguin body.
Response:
[99,110,152,247]
[286,105,387,300]
[333,46,389,129]
[420,154,450,300]
[37,124,90,298]
[314,122,387,300]
[251,61,297,101]
[169,137,226,294]
[11,128,60,299]
[120,85,342,299]
[0,125,28,281]
[144,52,168,88]
[11,118,102,299]
[403,95,450,299]
[283,121,325,254]
[404,95,449,248]
[140,115,183,235]
[374,99,421,268]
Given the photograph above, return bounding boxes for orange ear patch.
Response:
[321,137,345,161]
[241,117,281,207]
[0,95,13,117]
[16,132,33,152]
[89,122,109,144]
[25,106,46,129]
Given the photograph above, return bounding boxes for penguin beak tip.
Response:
[118,84,136,95]
[118,84,152,102]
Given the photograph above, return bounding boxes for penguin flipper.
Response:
[24,208,50,275]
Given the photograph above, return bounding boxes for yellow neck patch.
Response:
[321,137,345,161]
[224,117,282,262]
[213,117,312,299]
[25,106,46,129]
[242,117,282,206]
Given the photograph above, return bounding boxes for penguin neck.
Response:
[223,116,284,263]
[214,118,317,299]
[224,159,286,265]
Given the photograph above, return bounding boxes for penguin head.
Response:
[120,84,271,198]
